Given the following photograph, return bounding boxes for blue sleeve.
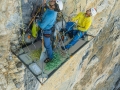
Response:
[37,14,52,30]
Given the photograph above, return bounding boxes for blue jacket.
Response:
[37,9,57,30]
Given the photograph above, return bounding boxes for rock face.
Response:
[0,0,120,90]
[0,0,25,90]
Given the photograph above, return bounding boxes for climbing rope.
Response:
[19,0,30,50]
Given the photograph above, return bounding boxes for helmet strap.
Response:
[54,3,60,12]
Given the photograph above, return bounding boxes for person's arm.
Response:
[37,13,52,29]
[77,20,91,32]
[43,0,48,6]
[44,0,46,4]
[31,3,37,17]
[71,13,81,22]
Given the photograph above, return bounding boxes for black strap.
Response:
[43,34,51,37]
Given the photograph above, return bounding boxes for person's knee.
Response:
[73,35,80,41]
[44,43,51,49]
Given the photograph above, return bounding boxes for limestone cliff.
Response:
[0,0,120,90]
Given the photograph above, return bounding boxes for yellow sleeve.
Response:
[71,13,82,22]
[77,20,92,32]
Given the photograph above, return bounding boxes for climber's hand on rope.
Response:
[73,24,77,30]
[35,19,42,30]
[36,18,40,23]
[73,27,77,30]
[35,19,39,26]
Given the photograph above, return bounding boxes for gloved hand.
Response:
[35,19,39,27]
[35,19,39,23]
[35,19,42,31]
[73,25,77,30]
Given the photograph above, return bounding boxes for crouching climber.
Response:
[61,8,97,50]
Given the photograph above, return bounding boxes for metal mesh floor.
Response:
[15,37,89,83]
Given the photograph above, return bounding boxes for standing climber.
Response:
[61,8,97,50]
[36,0,63,63]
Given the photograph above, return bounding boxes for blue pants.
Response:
[65,30,84,49]
[43,30,53,60]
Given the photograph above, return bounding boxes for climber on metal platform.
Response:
[35,0,63,63]
[61,8,97,50]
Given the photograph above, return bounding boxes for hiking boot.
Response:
[60,28,66,32]
[61,46,66,50]
[44,58,51,63]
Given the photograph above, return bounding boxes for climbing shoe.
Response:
[68,31,73,38]
[61,46,66,50]
[44,58,50,63]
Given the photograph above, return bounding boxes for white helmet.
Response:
[56,0,63,10]
[91,8,97,16]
